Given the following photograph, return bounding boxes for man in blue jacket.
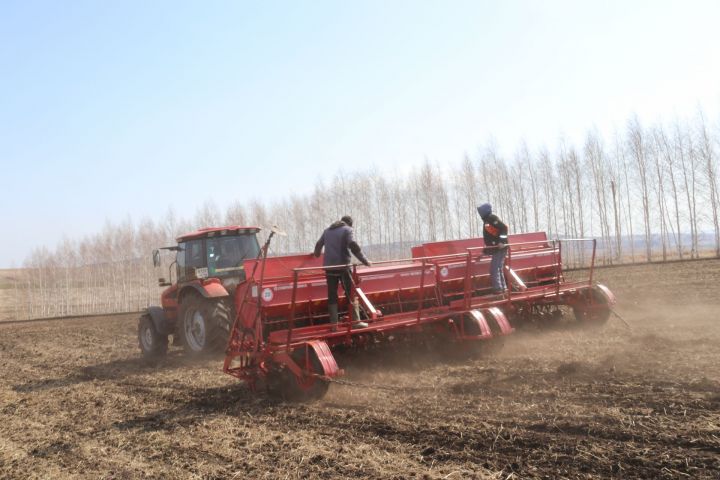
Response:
[314,215,371,329]
[477,203,509,294]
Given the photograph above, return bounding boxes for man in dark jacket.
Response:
[477,203,509,294]
[314,215,371,329]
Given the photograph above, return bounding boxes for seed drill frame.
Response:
[223,232,615,400]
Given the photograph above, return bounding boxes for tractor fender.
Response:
[202,279,230,297]
[145,306,173,336]
[179,280,230,303]
[593,284,616,307]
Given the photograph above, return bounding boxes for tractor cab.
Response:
[154,226,261,287]
[175,227,261,284]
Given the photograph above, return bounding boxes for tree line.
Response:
[9,110,720,320]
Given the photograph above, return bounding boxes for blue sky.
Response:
[1,1,720,267]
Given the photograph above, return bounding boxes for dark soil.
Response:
[1,260,719,479]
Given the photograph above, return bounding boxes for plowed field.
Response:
[1,260,719,479]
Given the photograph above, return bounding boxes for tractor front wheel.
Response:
[178,295,230,355]
[138,314,168,359]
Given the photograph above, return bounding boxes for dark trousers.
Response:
[490,248,507,291]
[326,268,352,306]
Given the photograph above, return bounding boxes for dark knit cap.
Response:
[477,203,492,218]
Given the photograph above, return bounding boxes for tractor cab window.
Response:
[177,239,206,282]
[207,234,260,278]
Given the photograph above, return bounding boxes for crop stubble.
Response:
[1,260,719,479]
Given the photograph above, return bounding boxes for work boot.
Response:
[350,300,368,329]
[328,304,339,332]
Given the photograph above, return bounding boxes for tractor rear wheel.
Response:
[138,314,168,359]
[267,347,329,401]
[179,295,231,355]
[573,287,611,326]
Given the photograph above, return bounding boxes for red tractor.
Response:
[138,226,261,358]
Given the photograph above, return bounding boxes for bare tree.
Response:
[416,160,440,241]
[647,127,669,261]
[607,132,626,262]
[615,130,637,263]
[654,124,683,259]
[675,121,700,258]
[511,146,529,233]
[627,116,653,262]
[225,201,247,226]
[194,200,221,228]
[458,155,479,236]
[697,110,720,256]
[520,143,540,232]
[538,148,559,237]
[585,130,613,263]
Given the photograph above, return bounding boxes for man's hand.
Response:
[363,260,372,267]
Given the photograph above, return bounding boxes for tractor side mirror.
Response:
[158,277,171,287]
[152,249,161,267]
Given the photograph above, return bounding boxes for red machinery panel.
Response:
[414,232,560,299]
[241,233,560,324]
[243,255,438,324]
[411,232,550,258]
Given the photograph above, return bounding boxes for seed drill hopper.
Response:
[223,232,615,400]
